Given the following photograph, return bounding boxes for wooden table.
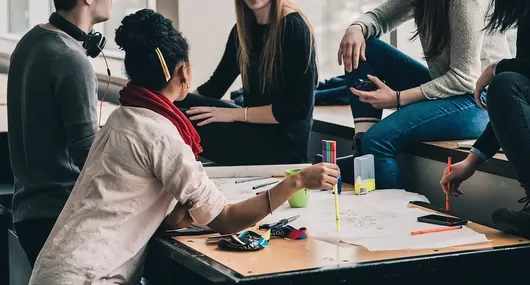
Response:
[143,185,530,284]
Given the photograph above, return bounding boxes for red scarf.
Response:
[119,83,203,159]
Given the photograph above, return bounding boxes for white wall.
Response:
[178,0,238,91]
[177,0,390,93]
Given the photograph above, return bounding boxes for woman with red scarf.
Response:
[28,9,339,285]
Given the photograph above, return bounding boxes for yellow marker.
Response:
[333,184,341,231]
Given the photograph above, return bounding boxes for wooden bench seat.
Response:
[312,105,515,179]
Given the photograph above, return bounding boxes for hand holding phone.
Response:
[417,214,468,226]
[352,78,380,92]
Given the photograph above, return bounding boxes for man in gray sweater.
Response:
[7,0,111,267]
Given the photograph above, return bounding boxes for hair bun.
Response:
[115,9,174,53]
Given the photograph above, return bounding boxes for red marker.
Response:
[446,156,452,212]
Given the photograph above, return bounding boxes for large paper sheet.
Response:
[258,190,489,251]
[205,164,312,178]
[213,177,280,203]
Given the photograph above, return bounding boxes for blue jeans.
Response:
[346,38,489,189]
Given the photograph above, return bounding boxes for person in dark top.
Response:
[175,0,317,166]
[7,0,111,266]
[440,0,530,238]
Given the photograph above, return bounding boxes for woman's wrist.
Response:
[349,23,365,36]
[465,152,484,168]
[288,173,305,192]
[397,87,426,106]
[232,108,246,122]
[395,91,401,110]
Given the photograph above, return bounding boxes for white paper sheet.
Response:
[205,164,312,178]
[213,177,280,203]
[260,190,489,251]
[345,226,489,251]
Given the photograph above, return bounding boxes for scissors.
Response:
[259,215,300,230]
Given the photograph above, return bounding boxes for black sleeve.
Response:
[472,123,501,160]
[196,25,241,99]
[495,18,530,78]
[495,58,530,79]
[271,16,317,124]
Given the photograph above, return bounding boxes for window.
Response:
[8,0,29,35]
[296,0,386,80]
[102,0,152,51]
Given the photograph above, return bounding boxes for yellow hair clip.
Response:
[154,47,171,82]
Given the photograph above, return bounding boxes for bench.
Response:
[312,105,515,179]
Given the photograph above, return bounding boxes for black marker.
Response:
[252,180,279,190]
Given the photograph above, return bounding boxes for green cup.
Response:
[286,168,311,208]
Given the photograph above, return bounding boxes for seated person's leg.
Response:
[330,38,432,183]
[192,121,303,166]
[314,85,349,106]
[177,94,305,165]
[175,93,240,110]
[486,72,530,237]
[362,95,488,189]
[345,37,431,154]
[317,75,346,90]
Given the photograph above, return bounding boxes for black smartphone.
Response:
[352,78,378,91]
[417,214,468,226]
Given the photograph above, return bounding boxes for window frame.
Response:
[0,0,170,82]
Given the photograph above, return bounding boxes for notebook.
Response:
[456,140,503,153]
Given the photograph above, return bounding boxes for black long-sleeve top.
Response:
[472,15,530,159]
[197,12,317,162]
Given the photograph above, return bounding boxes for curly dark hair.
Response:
[115,9,190,91]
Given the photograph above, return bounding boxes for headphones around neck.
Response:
[49,12,107,58]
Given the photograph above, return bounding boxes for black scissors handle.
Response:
[259,215,299,230]
[259,219,286,230]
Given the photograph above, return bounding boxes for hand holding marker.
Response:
[322,140,341,231]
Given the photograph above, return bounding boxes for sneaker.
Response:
[492,196,530,238]
[352,132,364,157]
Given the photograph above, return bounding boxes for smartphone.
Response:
[352,78,378,91]
[417,214,468,226]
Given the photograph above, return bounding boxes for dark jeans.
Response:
[175,94,304,166]
[345,37,489,189]
[13,218,57,268]
[487,72,530,194]
[230,76,349,106]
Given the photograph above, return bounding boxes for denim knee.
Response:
[361,128,395,157]
[487,72,528,108]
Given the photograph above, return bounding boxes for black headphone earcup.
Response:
[84,32,107,58]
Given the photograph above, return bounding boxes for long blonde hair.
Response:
[234,0,315,94]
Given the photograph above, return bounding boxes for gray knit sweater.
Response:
[354,0,512,99]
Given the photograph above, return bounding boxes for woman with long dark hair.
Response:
[441,0,530,238]
[27,9,338,284]
[175,0,317,166]
[334,0,511,188]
